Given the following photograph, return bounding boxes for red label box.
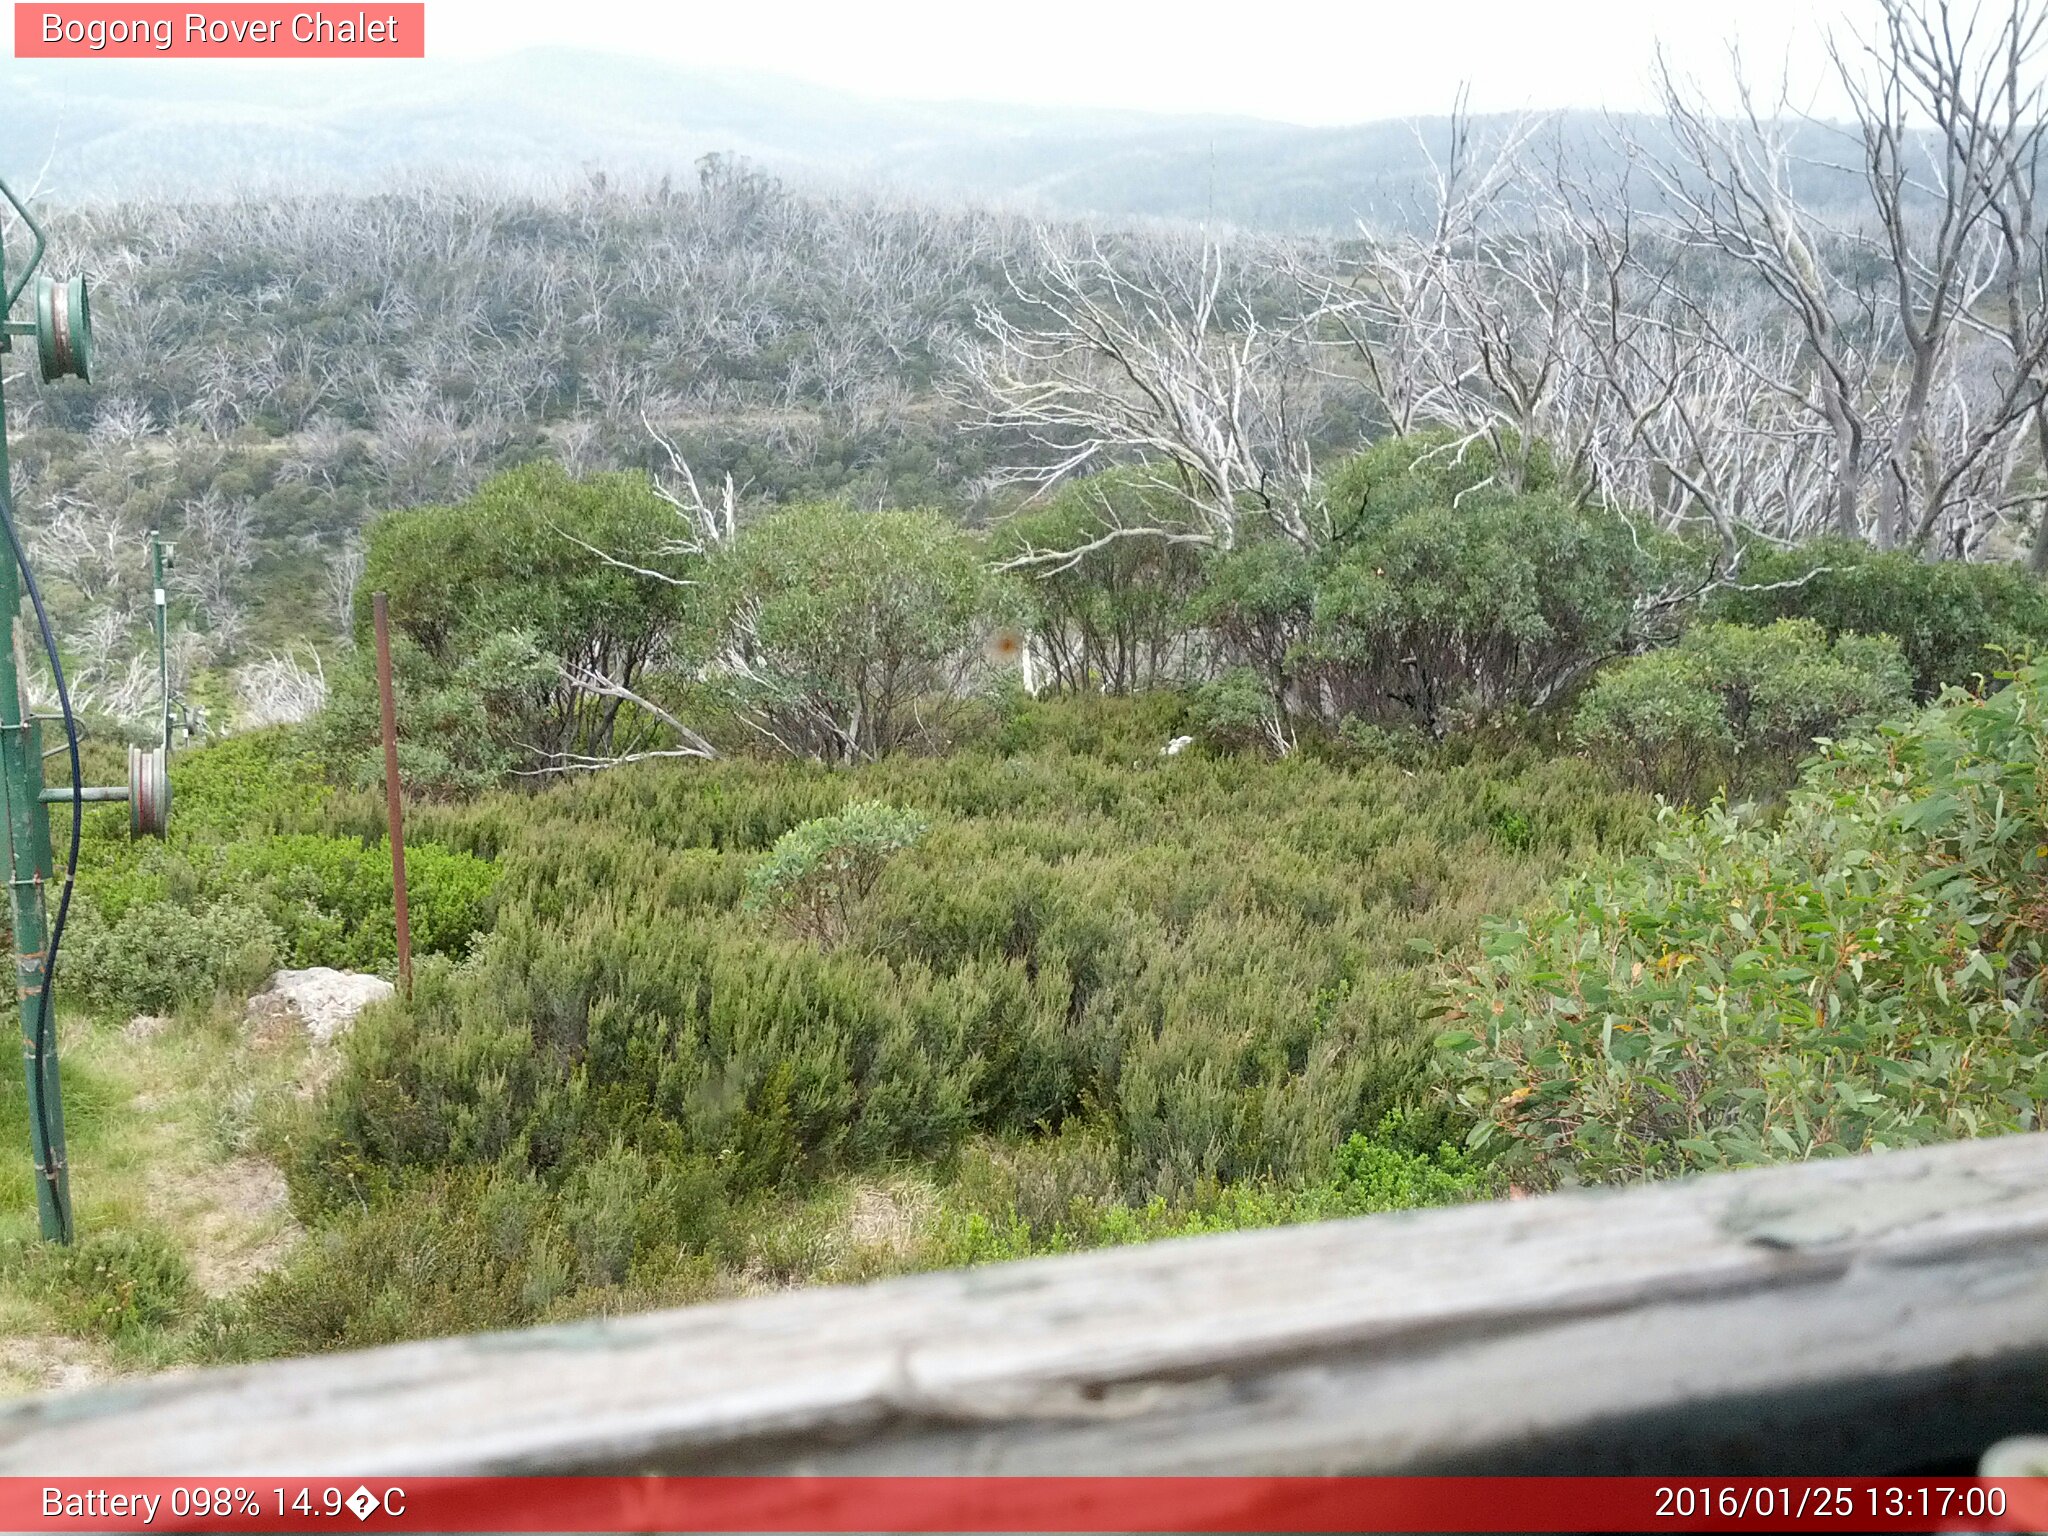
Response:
[15,4,424,57]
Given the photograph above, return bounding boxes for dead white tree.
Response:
[963,230,1327,558]
[234,646,328,728]
[324,535,364,639]
[171,490,253,639]
[1840,0,2048,550]
[1646,0,2048,554]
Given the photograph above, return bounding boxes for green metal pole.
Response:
[0,237,67,1243]
[0,394,67,1244]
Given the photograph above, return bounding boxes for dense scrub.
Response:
[184,698,1646,1351]
[1573,621,1913,802]
[15,441,2048,1371]
[63,735,497,1016]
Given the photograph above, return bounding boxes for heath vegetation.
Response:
[3,0,2048,1388]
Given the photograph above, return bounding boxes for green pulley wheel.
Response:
[35,273,90,384]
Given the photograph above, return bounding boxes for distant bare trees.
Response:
[1254,0,2048,565]
[234,646,327,727]
[963,230,1343,554]
[7,0,2044,748]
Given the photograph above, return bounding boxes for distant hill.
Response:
[0,49,1870,230]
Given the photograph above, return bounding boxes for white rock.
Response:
[245,967,395,1044]
[1162,735,1195,756]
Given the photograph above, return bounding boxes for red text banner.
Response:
[15,5,424,57]
[4,1476,2048,1533]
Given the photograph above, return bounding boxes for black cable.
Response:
[0,491,79,1242]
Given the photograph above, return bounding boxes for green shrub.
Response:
[1190,667,1284,754]
[1440,661,2048,1189]
[64,898,281,1016]
[708,503,1001,761]
[935,1113,1493,1260]
[312,632,512,799]
[166,728,329,835]
[15,1229,198,1339]
[743,801,928,947]
[296,706,1648,1220]
[1332,718,1433,768]
[225,1168,572,1353]
[353,463,704,782]
[1305,434,1673,737]
[992,470,1207,695]
[1708,537,2048,698]
[1185,537,1315,740]
[1318,1124,1493,1212]
[1574,621,1912,800]
[210,697,1653,1348]
[224,834,497,969]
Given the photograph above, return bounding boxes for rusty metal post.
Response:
[372,592,413,998]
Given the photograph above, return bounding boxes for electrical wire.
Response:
[0,489,79,1242]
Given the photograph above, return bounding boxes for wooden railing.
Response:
[4,1132,2045,1476]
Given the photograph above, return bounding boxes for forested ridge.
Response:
[1,0,2047,1390]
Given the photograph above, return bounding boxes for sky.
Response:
[424,0,1862,125]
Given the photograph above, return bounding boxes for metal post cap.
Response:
[128,745,168,838]
[35,274,90,384]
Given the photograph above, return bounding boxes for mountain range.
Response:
[0,49,1872,229]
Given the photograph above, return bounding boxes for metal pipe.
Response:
[151,533,169,753]
[38,786,127,804]
[372,592,413,998]
[0,239,66,1240]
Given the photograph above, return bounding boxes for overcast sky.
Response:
[424,0,1862,125]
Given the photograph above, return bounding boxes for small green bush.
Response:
[225,834,497,969]
[1185,537,1316,737]
[16,1229,199,1339]
[1190,667,1283,754]
[992,470,1207,695]
[743,801,928,947]
[1574,621,1912,800]
[64,898,281,1016]
[929,1117,1493,1264]
[708,504,1001,761]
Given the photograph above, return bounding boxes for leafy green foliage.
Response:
[1574,621,1912,800]
[1190,667,1284,754]
[743,802,929,947]
[63,898,282,1018]
[223,836,498,969]
[65,729,492,1013]
[312,631,512,799]
[1307,436,1667,737]
[707,503,1001,760]
[352,462,704,779]
[251,697,1646,1343]
[221,1160,730,1355]
[1439,663,2048,1188]
[1709,537,2048,699]
[1185,537,1316,743]
[931,1112,1495,1263]
[992,470,1207,694]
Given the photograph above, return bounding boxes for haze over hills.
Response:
[0,48,1870,229]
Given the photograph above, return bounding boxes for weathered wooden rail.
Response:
[4,1133,2045,1476]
